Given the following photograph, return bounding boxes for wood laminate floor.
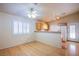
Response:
[0,41,79,56]
[0,41,65,56]
[65,42,79,56]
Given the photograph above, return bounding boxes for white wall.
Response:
[0,12,35,49]
[49,24,60,32]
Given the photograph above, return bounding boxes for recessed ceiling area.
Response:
[0,3,79,20]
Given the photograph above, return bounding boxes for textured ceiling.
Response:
[0,3,79,20]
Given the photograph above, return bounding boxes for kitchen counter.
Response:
[34,31,61,33]
[35,31,61,48]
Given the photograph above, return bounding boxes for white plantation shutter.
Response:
[13,21,29,34]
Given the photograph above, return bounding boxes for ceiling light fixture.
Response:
[27,3,39,19]
[27,8,38,19]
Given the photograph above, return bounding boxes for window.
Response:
[69,25,76,39]
[13,21,29,34]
